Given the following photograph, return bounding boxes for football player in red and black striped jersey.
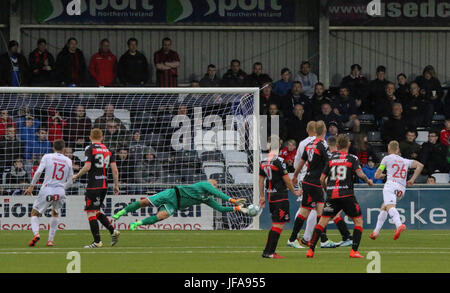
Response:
[73,128,120,248]
[259,135,301,259]
[306,134,373,258]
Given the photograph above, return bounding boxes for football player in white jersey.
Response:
[25,139,73,247]
[370,140,423,240]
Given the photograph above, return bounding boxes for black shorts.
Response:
[301,183,324,209]
[85,189,108,211]
[322,196,362,219]
[269,200,290,223]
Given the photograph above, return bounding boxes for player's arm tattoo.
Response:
[75,162,91,179]
[110,162,119,186]
[282,175,296,194]
[356,169,370,183]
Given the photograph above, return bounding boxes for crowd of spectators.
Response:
[0,36,449,192]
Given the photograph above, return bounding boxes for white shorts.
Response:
[32,186,67,215]
[382,182,406,206]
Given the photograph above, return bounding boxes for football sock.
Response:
[263,226,282,255]
[303,209,317,241]
[318,216,329,242]
[31,216,40,236]
[137,215,159,226]
[374,210,388,233]
[289,214,306,242]
[124,201,142,214]
[48,217,58,241]
[96,212,115,234]
[388,208,402,228]
[334,216,351,241]
[88,215,101,243]
[352,226,363,251]
[309,224,324,251]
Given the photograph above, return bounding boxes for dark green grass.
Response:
[1,230,449,273]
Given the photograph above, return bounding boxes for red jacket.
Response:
[279,147,297,166]
[89,51,117,86]
[0,118,16,137]
[440,128,450,147]
[48,116,66,142]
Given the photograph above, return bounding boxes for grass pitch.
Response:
[1,229,449,273]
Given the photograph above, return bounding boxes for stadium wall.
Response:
[260,185,450,230]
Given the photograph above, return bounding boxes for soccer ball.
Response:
[247,204,260,217]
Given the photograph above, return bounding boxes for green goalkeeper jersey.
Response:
[176,181,232,210]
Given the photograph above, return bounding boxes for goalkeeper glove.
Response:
[233,206,248,214]
[231,198,247,206]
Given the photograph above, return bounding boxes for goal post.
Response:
[0,87,261,230]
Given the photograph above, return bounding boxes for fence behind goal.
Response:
[0,87,260,231]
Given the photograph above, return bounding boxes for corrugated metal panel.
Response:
[0,29,9,53]
[330,31,450,86]
[21,28,310,84]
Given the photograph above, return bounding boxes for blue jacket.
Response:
[360,164,383,184]
[272,79,293,97]
[24,138,52,160]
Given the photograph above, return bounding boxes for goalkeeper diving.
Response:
[113,179,249,230]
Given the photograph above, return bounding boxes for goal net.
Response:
[0,87,260,230]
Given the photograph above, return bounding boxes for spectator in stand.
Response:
[374,82,399,124]
[115,148,134,184]
[440,119,450,147]
[272,68,293,97]
[199,64,221,87]
[28,38,55,86]
[0,40,29,86]
[396,73,409,103]
[403,82,433,128]
[325,121,339,139]
[333,86,361,133]
[63,146,83,193]
[359,156,382,184]
[103,120,129,153]
[190,80,200,87]
[415,65,444,113]
[400,130,421,160]
[368,65,391,113]
[259,82,280,115]
[30,154,44,185]
[0,109,16,137]
[154,37,180,87]
[5,158,29,196]
[282,81,312,120]
[244,62,272,88]
[64,105,92,149]
[118,38,149,86]
[279,139,297,172]
[317,102,342,130]
[221,59,247,87]
[27,128,52,161]
[340,64,369,110]
[418,130,449,174]
[427,176,436,184]
[63,147,82,174]
[286,104,308,146]
[47,109,66,143]
[136,146,159,184]
[445,90,450,119]
[0,125,23,173]
[381,103,409,144]
[94,104,126,132]
[350,133,378,165]
[89,38,117,86]
[294,61,318,98]
[55,37,87,86]
[19,115,41,160]
[266,103,287,144]
[310,82,334,119]
[129,130,147,165]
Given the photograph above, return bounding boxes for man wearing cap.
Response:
[0,40,30,86]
